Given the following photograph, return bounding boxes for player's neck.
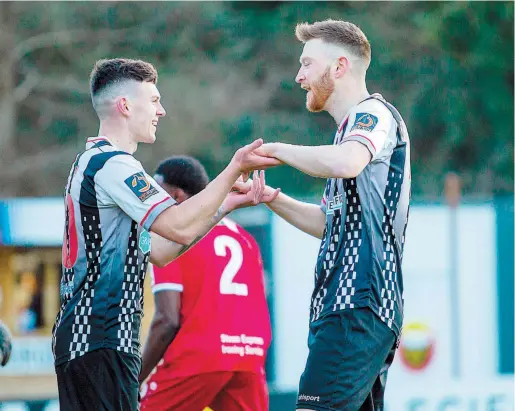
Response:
[98,120,138,154]
[326,82,370,125]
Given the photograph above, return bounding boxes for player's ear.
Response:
[174,188,190,204]
[334,56,349,79]
[168,187,189,204]
[116,97,130,117]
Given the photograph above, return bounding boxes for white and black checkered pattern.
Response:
[52,267,74,356]
[117,221,141,354]
[333,179,362,311]
[313,177,349,321]
[309,95,410,338]
[378,170,403,327]
[53,144,178,366]
[311,227,329,321]
[139,252,150,313]
[311,181,332,321]
[401,200,410,258]
[69,212,102,360]
[399,195,410,327]
[311,287,326,321]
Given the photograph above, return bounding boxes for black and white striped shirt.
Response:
[312,94,411,338]
[52,137,176,366]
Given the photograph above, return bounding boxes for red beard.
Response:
[306,67,334,112]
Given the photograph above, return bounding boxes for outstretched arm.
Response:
[233,180,325,239]
[150,205,226,267]
[257,102,398,179]
[267,191,326,239]
[255,141,371,179]
[150,139,280,246]
[150,171,279,267]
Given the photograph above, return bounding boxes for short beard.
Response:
[306,67,334,113]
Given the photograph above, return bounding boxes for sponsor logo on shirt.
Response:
[326,194,343,214]
[220,333,265,357]
[298,394,321,402]
[124,172,159,202]
[351,112,378,132]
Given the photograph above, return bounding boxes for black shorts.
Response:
[55,348,141,411]
[296,308,396,411]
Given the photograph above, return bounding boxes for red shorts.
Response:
[140,371,268,411]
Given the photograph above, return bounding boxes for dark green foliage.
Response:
[1,1,512,198]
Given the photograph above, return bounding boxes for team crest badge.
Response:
[124,172,159,202]
[139,229,151,254]
[351,113,378,132]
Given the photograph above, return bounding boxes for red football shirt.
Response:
[148,218,272,380]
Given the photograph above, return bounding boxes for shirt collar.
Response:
[85,136,113,150]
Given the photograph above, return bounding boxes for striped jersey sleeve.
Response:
[341,99,397,162]
[94,155,176,230]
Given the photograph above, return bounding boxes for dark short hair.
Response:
[154,156,210,196]
[296,19,371,62]
[89,58,158,97]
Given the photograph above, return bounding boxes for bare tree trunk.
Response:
[0,2,17,162]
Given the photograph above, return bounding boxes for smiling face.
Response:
[294,21,372,115]
[295,39,337,112]
[125,81,166,144]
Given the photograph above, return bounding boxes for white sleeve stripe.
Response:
[140,196,173,226]
[152,283,184,293]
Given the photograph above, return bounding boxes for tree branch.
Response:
[0,143,82,179]
[13,28,127,61]
[34,76,90,95]
[23,95,94,124]
[12,14,169,62]
[13,71,41,103]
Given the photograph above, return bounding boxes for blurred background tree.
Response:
[0,1,512,199]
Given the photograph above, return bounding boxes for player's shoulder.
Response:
[102,150,139,168]
[346,95,395,135]
[93,151,143,181]
[353,95,393,119]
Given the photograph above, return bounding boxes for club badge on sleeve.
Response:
[139,229,151,254]
[125,172,159,202]
[351,113,378,132]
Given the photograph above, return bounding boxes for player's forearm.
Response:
[267,143,364,178]
[150,208,227,267]
[151,163,240,244]
[266,143,343,178]
[139,314,179,384]
[174,206,227,257]
[266,192,326,239]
